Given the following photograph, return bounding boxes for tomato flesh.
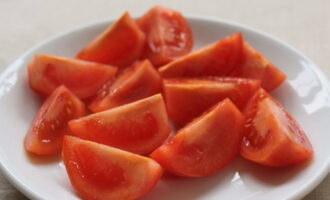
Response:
[76,12,145,68]
[62,136,163,200]
[164,77,260,126]
[24,86,86,155]
[230,43,286,91]
[241,89,313,166]
[158,33,244,78]
[28,54,117,99]
[138,5,193,67]
[89,59,162,112]
[151,99,244,177]
[70,94,171,155]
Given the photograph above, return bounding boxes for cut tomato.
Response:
[24,86,86,155]
[241,89,313,166]
[230,43,286,91]
[151,99,244,177]
[62,136,163,200]
[137,5,193,67]
[164,77,260,126]
[76,12,145,68]
[158,33,243,78]
[69,94,170,155]
[89,59,162,112]
[28,54,117,99]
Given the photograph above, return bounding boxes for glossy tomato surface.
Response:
[241,89,313,166]
[69,94,170,155]
[138,5,193,67]
[24,86,86,155]
[158,33,243,78]
[163,77,260,126]
[62,136,163,200]
[28,54,117,99]
[151,99,244,177]
[89,59,162,112]
[76,12,145,68]
[230,43,286,91]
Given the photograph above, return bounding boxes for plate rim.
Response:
[0,14,329,200]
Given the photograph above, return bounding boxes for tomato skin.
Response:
[89,59,162,112]
[241,89,313,166]
[151,99,244,177]
[24,86,86,155]
[28,54,117,99]
[62,136,163,200]
[137,5,193,67]
[163,77,260,126]
[230,43,286,91]
[76,12,145,68]
[69,94,171,155]
[158,33,244,78]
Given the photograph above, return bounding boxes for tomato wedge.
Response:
[137,5,193,67]
[230,43,286,91]
[151,99,244,177]
[62,136,163,200]
[241,89,313,166]
[89,59,162,112]
[69,94,171,155]
[158,33,243,78]
[164,77,260,126]
[24,86,86,155]
[76,12,145,68]
[28,54,117,99]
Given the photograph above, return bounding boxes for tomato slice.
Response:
[89,59,162,112]
[24,86,86,155]
[241,89,313,166]
[137,5,193,67]
[28,54,117,99]
[62,136,163,200]
[151,99,244,177]
[164,77,260,126]
[158,33,244,78]
[69,94,171,155]
[230,43,286,91]
[76,12,145,68]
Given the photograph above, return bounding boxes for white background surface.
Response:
[0,0,329,199]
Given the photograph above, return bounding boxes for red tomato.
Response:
[76,12,145,68]
[158,33,244,78]
[164,77,260,126]
[89,59,162,112]
[137,5,193,67]
[28,54,117,99]
[62,136,163,200]
[230,43,286,91]
[241,89,313,166]
[24,86,86,155]
[151,99,244,177]
[69,94,171,155]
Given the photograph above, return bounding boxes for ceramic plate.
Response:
[0,15,330,200]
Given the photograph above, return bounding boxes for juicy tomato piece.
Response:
[241,89,313,166]
[89,59,162,112]
[151,99,244,177]
[28,54,117,99]
[69,94,171,155]
[137,5,193,67]
[76,12,145,68]
[164,77,260,126]
[230,43,286,91]
[158,33,243,78]
[62,136,163,200]
[24,86,86,155]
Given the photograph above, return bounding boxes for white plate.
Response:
[0,15,330,200]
